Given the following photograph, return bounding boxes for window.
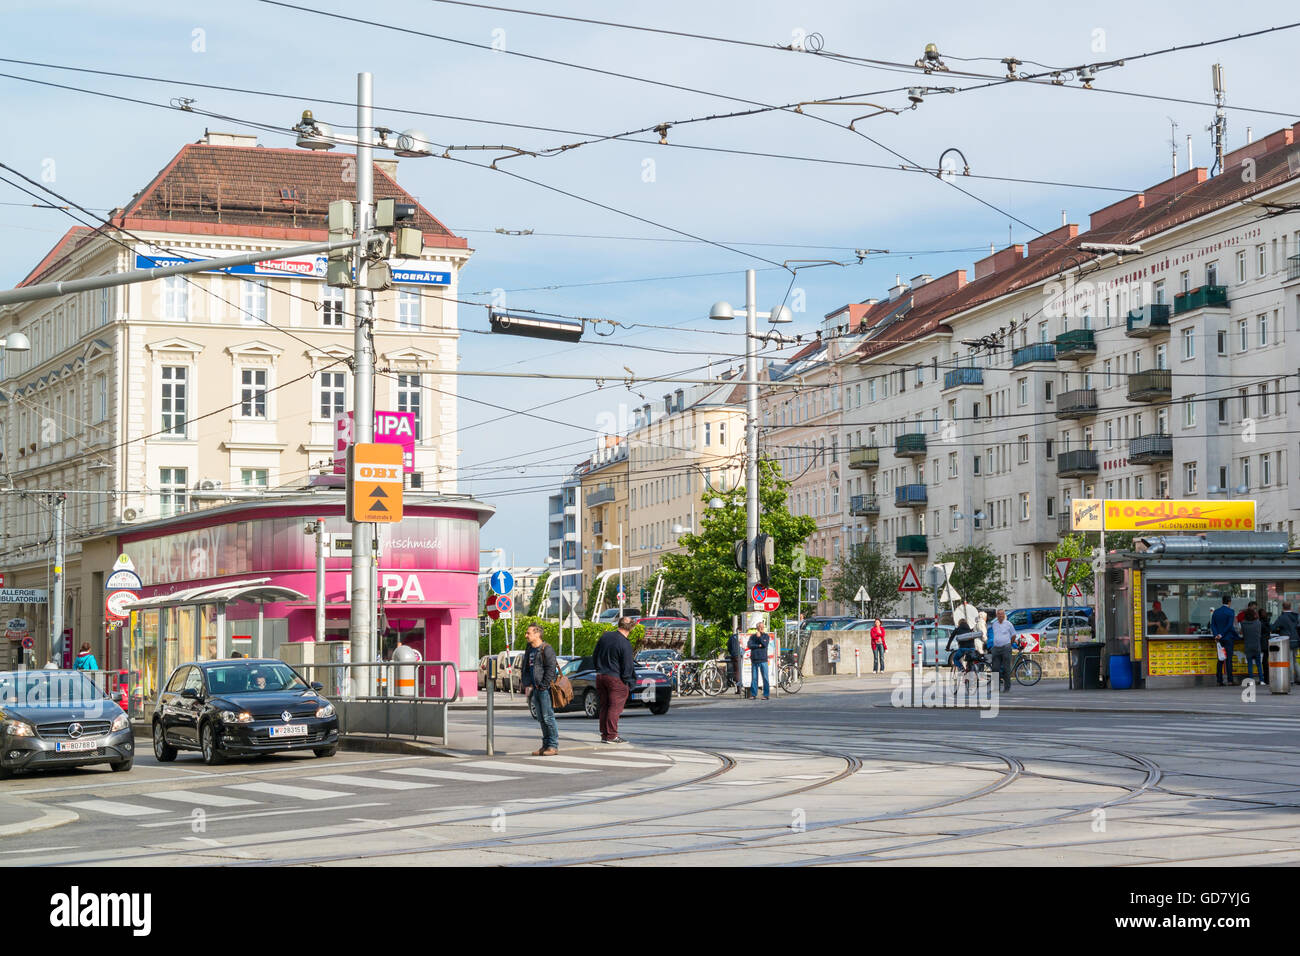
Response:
[1180,269,1190,293]
[1105,420,1114,449]
[1259,384,1270,417]
[1153,280,1166,305]
[1183,397,1196,428]
[948,452,958,477]
[397,374,423,440]
[1183,461,1198,496]
[1154,345,1167,370]
[1242,457,1252,489]
[241,468,269,488]
[1135,475,1144,498]
[240,280,267,325]
[704,422,711,446]
[1217,330,1227,355]
[1257,244,1267,277]
[1045,439,1054,459]
[319,371,346,420]
[1044,380,1054,402]
[240,369,267,418]
[1018,435,1029,463]
[972,455,981,476]
[322,287,345,327]
[162,276,189,321]
[1103,359,1112,388]
[1206,261,1219,285]
[1018,377,1028,406]
[1236,250,1247,283]
[1239,319,1249,352]
[1259,313,1270,347]
[93,373,107,424]
[1182,327,1195,359]
[1263,453,1273,486]
[397,290,422,329]
[160,366,187,436]
[1019,492,1030,520]
[1218,399,1228,424]
[1240,388,1250,418]
[160,467,188,517]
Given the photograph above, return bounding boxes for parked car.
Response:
[153,658,339,765]
[1006,606,1094,630]
[801,616,858,631]
[1021,615,1092,643]
[0,669,134,777]
[911,625,958,666]
[635,648,682,666]
[529,656,673,718]
[476,655,493,690]
[595,607,643,624]
[655,609,689,620]
[845,618,911,630]
[636,616,690,631]
[494,649,525,691]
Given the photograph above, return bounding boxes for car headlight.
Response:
[220,710,253,724]
[315,702,335,718]
[111,713,130,732]
[3,719,35,737]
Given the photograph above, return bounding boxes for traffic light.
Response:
[326,200,354,289]
[755,534,773,589]
[733,540,747,572]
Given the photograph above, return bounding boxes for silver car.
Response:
[0,669,134,777]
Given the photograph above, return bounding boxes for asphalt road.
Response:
[4,683,1299,866]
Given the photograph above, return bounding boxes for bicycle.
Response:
[1011,641,1042,686]
[777,660,803,694]
[699,655,733,697]
[949,648,992,696]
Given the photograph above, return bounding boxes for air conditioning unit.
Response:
[197,479,223,492]
[122,507,139,522]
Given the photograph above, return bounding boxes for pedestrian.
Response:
[73,642,98,672]
[519,623,559,756]
[1242,607,1265,686]
[987,609,1017,693]
[747,620,771,700]
[1210,594,1238,687]
[1274,601,1300,680]
[43,658,58,670]
[870,618,887,673]
[593,615,636,744]
[727,629,743,695]
[827,640,840,675]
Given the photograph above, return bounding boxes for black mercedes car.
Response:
[0,669,135,777]
[153,659,340,764]
[528,656,672,719]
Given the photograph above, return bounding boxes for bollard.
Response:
[854,646,861,678]
[485,659,497,754]
[1268,636,1291,695]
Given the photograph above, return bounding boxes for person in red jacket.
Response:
[870,619,887,673]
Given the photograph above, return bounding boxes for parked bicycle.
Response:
[777,658,803,694]
[699,654,733,697]
[1011,639,1042,686]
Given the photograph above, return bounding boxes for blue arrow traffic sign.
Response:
[490,570,515,595]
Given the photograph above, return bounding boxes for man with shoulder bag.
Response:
[520,624,560,755]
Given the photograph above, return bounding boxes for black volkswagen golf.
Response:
[153,659,340,764]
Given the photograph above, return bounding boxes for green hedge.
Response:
[479,617,645,658]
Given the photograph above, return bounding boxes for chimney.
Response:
[910,274,932,287]
[1027,224,1079,258]
[888,274,909,300]
[909,269,967,309]
[972,244,1025,281]
[200,131,258,147]
[375,158,399,179]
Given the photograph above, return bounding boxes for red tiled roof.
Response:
[114,142,466,249]
[17,226,94,287]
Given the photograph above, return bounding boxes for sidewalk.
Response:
[0,796,78,838]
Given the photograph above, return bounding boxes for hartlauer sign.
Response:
[347,443,404,523]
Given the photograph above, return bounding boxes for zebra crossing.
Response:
[1020,716,1300,741]
[52,750,679,821]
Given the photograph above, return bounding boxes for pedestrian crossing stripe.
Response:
[64,799,167,817]
[227,781,353,801]
[305,774,437,790]
[147,790,259,807]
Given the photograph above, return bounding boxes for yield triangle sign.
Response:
[897,564,922,592]
[1055,558,1073,582]
[1068,583,1085,600]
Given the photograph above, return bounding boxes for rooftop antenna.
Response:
[1209,63,1227,175]
[1167,117,1179,177]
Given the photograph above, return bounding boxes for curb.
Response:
[872,702,1289,717]
[0,800,79,838]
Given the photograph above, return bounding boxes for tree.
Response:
[828,542,900,619]
[526,572,551,617]
[661,458,824,630]
[1045,533,1097,600]
[936,544,1009,609]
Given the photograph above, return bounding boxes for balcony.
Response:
[586,486,615,507]
[849,494,880,516]
[1125,303,1170,337]
[592,520,603,537]
[1012,343,1056,367]
[943,367,983,389]
[895,484,927,508]
[1057,448,1099,478]
[894,433,927,458]
[1287,255,1300,283]
[1126,368,1172,402]
[1057,512,1073,536]
[848,445,880,470]
[1055,388,1098,420]
[1054,329,1096,359]
[593,551,604,567]
[896,534,928,557]
[1173,284,1228,315]
[1128,433,1173,464]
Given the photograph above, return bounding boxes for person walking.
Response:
[747,620,771,700]
[1210,594,1238,686]
[73,642,98,672]
[827,641,840,675]
[519,624,559,756]
[727,629,743,695]
[593,616,635,744]
[870,619,887,673]
[1274,601,1300,681]
[1242,607,1265,686]
[987,609,1017,693]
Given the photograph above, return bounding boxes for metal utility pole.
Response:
[618,523,625,617]
[744,270,760,630]
[50,493,65,662]
[1210,63,1227,174]
[1167,117,1178,178]
[350,71,377,681]
[314,519,327,644]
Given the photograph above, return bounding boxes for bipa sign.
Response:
[345,572,426,602]
[334,410,417,474]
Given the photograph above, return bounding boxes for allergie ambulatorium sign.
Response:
[1072,498,1255,533]
[0,588,49,604]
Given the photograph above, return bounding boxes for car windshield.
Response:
[0,670,108,708]
[203,662,308,694]
[560,659,585,676]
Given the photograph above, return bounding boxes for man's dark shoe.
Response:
[540,747,558,756]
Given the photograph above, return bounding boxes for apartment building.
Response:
[825,122,1300,612]
[578,437,629,606]
[626,382,745,580]
[546,471,581,616]
[0,131,470,660]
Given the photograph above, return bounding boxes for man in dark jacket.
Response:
[746,620,771,700]
[1275,602,1300,679]
[1210,594,1238,687]
[726,630,743,695]
[520,624,559,755]
[593,617,636,744]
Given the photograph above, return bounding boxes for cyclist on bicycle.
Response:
[947,617,978,671]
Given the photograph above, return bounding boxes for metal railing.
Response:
[1054,329,1096,357]
[586,487,616,506]
[1057,448,1099,476]
[1288,255,1300,282]
[1173,284,1228,314]
[895,483,927,507]
[850,494,880,516]
[1012,342,1055,366]
[943,367,983,389]
[295,661,460,741]
[1055,388,1098,418]
[1127,368,1172,401]
[1128,433,1173,463]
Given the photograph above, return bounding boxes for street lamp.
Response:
[707,272,792,628]
[954,509,987,548]
[604,525,625,616]
[1208,484,1249,498]
[0,332,31,352]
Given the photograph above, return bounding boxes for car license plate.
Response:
[269,724,308,738]
[55,738,100,752]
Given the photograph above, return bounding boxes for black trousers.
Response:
[990,644,1013,689]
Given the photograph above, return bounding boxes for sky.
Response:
[2,0,1298,565]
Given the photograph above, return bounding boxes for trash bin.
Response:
[1108,654,1133,690]
[1268,636,1291,695]
[1069,641,1104,689]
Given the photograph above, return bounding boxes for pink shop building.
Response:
[90,492,493,707]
